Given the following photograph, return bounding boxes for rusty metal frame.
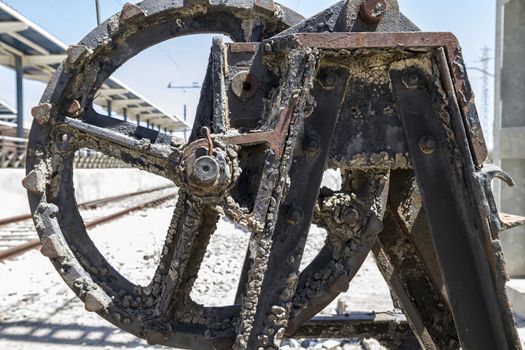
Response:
[24,1,522,349]
[270,31,488,166]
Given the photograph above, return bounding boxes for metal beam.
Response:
[126,106,155,113]
[0,22,28,34]
[108,98,144,108]
[10,32,49,55]
[95,88,129,97]
[24,54,66,66]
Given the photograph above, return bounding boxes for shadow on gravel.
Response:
[0,320,145,348]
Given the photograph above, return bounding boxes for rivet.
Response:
[419,136,437,155]
[303,136,320,155]
[342,208,359,226]
[319,72,337,89]
[287,205,303,225]
[264,43,273,52]
[403,72,421,88]
[365,215,384,235]
[31,103,52,125]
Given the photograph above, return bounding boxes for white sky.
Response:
[0,0,496,146]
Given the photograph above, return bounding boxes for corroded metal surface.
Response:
[26,0,522,349]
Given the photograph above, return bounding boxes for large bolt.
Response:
[419,136,437,155]
[360,0,387,24]
[190,156,220,187]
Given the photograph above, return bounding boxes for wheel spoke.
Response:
[54,108,183,178]
[287,170,390,333]
[146,192,220,324]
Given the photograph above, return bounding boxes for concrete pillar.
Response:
[494,0,525,277]
[15,55,24,140]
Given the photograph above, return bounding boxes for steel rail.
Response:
[0,184,174,227]
[0,192,177,261]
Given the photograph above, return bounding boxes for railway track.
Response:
[0,185,178,261]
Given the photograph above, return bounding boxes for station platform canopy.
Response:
[0,99,29,137]
[0,98,16,125]
[0,1,190,133]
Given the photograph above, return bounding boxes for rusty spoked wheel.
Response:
[25,1,462,350]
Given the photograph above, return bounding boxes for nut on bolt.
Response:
[190,156,220,188]
[360,0,387,24]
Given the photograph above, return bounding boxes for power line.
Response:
[161,48,193,82]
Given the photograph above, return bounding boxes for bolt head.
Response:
[360,0,387,24]
[419,136,437,155]
[319,72,337,89]
[342,208,359,226]
[303,136,320,155]
[403,72,421,88]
